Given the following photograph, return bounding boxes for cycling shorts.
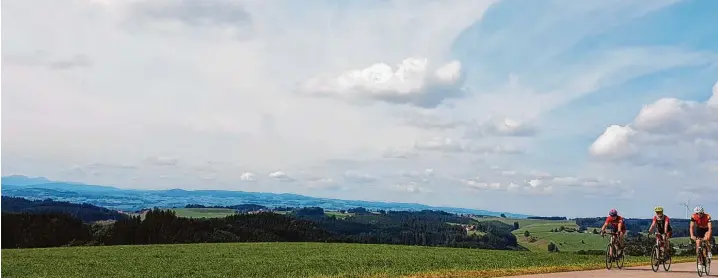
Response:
[697,227,710,238]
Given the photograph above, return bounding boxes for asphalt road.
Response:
[500,262,714,277]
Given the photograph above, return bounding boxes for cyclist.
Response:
[601,208,626,257]
[690,206,713,260]
[648,206,672,261]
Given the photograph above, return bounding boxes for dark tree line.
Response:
[1,196,127,222]
[1,200,521,251]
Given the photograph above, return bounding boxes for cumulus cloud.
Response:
[301,58,465,108]
[590,81,718,164]
[240,172,256,182]
[268,171,293,182]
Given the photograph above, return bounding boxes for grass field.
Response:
[475,218,607,252]
[1,242,690,278]
[170,208,237,218]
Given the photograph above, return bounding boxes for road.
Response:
[500,262,714,277]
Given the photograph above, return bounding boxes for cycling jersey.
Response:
[691,213,712,229]
[653,215,672,233]
[605,215,626,231]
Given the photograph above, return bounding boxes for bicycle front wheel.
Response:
[651,246,659,272]
[605,244,613,270]
[663,250,672,271]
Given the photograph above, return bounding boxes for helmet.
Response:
[609,209,618,216]
[694,206,704,214]
[654,206,664,213]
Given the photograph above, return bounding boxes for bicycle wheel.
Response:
[651,246,659,272]
[616,247,625,269]
[663,250,672,271]
[696,249,703,277]
[706,253,711,275]
[605,244,613,270]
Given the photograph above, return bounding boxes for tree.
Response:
[548,242,558,252]
[500,213,507,218]
[513,222,520,230]
[524,230,530,237]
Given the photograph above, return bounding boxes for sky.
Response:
[2,0,717,218]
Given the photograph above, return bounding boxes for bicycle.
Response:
[696,237,712,277]
[649,232,671,272]
[602,230,624,270]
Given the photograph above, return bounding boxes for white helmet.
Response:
[694,206,704,214]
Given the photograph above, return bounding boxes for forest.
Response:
[2,197,520,250]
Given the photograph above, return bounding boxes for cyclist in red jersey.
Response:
[601,208,626,256]
[690,206,713,260]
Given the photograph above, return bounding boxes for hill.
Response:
[1,242,667,278]
[1,175,531,218]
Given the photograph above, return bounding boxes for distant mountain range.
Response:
[0,175,533,218]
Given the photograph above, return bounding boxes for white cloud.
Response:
[301,58,465,108]
[392,182,432,194]
[590,81,718,164]
[268,171,293,182]
[240,172,256,182]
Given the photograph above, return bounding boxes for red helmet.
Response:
[609,209,618,216]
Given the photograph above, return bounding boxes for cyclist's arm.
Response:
[708,220,713,235]
[601,221,608,232]
[664,217,669,234]
[648,218,656,232]
[690,221,695,239]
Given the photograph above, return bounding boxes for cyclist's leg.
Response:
[704,230,713,258]
[696,228,705,255]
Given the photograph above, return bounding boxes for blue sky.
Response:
[2,0,717,218]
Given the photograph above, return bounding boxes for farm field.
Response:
[1,242,684,278]
[170,208,237,218]
[476,218,606,252]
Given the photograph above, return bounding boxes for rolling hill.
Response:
[1,175,532,218]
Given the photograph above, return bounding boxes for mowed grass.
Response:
[476,218,606,252]
[170,208,237,218]
[2,242,674,278]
